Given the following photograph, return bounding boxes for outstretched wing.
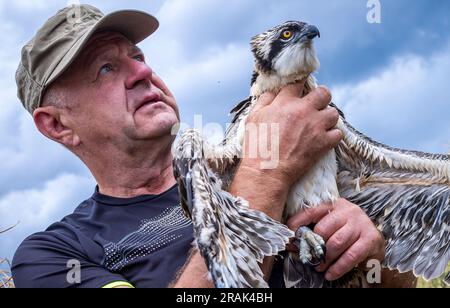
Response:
[335,115,450,283]
[173,129,294,288]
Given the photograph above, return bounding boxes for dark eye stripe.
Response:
[267,39,284,69]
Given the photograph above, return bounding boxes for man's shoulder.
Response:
[11,199,102,288]
[12,197,97,265]
[13,222,84,263]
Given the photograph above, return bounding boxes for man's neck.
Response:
[84,140,177,198]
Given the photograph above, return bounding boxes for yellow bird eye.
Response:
[282,30,293,39]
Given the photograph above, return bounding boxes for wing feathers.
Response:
[337,114,450,283]
[336,118,450,181]
[174,129,293,288]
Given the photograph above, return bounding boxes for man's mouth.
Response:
[135,92,163,113]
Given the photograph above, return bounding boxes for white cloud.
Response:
[0,108,90,195]
[0,173,95,260]
[163,43,252,101]
[0,173,93,227]
[332,43,450,154]
[142,28,254,125]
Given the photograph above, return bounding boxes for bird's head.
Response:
[251,21,320,82]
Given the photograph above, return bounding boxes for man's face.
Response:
[56,31,180,150]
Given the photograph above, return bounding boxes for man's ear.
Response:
[33,106,81,148]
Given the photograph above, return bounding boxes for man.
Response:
[11,4,394,288]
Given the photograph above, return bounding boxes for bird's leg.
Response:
[294,226,326,266]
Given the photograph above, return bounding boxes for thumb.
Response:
[251,92,276,114]
[287,204,333,231]
[277,78,307,100]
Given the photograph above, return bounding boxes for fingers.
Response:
[325,129,343,148]
[324,241,370,281]
[318,107,340,131]
[287,204,333,231]
[277,79,307,100]
[252,92,276,114]
[313,209,346,242]
[303,86,332,111]
[314,107,342,149]
[316,225,361,272]
[253,79,308,114]
[314,199,386,281]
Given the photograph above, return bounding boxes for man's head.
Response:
[16,5,180,160]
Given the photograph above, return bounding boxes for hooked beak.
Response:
[298,24,321,43]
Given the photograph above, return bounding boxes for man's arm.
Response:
[171,249,214,288]
[173,81,343,287]
[12,231,132,288]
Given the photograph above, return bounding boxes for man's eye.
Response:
[133,55,145,62]
[99,64,113,75]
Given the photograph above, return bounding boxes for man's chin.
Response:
[135,114,179,140]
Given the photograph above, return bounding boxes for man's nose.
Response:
[125,59,153,90]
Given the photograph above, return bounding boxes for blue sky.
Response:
[0,0,449,262]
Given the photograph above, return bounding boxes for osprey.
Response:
[173,21,450,288]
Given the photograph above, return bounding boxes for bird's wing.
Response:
[335,114,450,283]
[195,96,254,179]
[173,129,294,288]
[222,96,253,146]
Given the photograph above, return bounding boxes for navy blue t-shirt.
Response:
[12,185,195,288]
[12,184,285,288]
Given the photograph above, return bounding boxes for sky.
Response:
[0,0,449,262]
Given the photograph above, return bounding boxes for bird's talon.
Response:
[307,259,322,267]
[295,226,326,266]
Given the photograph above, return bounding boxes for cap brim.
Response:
[46,10,159,86]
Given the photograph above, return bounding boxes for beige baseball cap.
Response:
[16,4,159,114]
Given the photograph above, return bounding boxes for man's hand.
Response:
[242,81,342,188]
[234,81,342,221]
[287,199,385,281]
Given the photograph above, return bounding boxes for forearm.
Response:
[229,165,289,221]
[229,164,290,280]
[171,250,214,288]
